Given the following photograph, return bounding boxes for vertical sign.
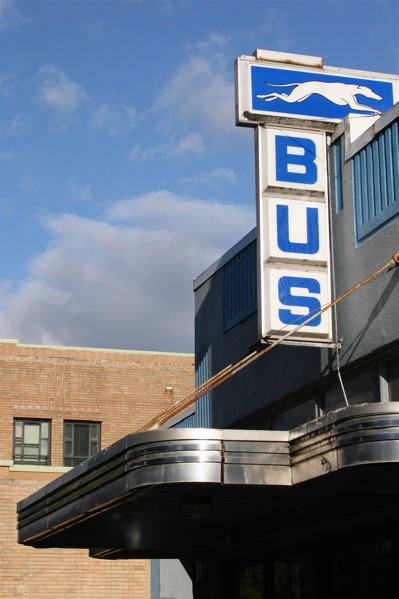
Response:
[257,126,332,341]
[235,50,398,343]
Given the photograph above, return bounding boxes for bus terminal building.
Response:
[17,50,399,599]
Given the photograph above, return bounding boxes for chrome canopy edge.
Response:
[17,429,290,545]
[290,403,399,484]
[17,406,399,551]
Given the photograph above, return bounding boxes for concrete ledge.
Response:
[10,465,73,473]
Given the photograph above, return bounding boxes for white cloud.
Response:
[168,133,205,157]
[91,102,136,135]
[0,0,26,30]
[35,64,90,114]
[151,34,234,136]
[133,34,237,161]
[0,74,18,98]
[178,167,238,194]
[1,113,33,137]
[259,12,293,52]
[210,167,237,183]
[86,19,104,40]
[0,191,254,352]
[67,179,93,201]
[129,133,205,160]
[194,167,238,186]
[0,150,22,161]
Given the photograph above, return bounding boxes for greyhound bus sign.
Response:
[235,50,397,125]
[256,124,332,342]
[235,50,398,343]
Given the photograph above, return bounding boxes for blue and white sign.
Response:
[263,268,331,338]
[262,196,328,265]
[238,50,398,342]
[261,128,326,193]
[256,124,332,341]
[236,54,398,126]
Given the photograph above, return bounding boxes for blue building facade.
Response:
[159,100,399,598]
[192,103,398,433]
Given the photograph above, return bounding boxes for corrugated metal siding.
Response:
[223,239,257,332]
[173,412,196,428]
[195,343,211,428]
[332,138,344,212]
[170,344,211,429]
[151,559,160,599]
[353,118,399,242]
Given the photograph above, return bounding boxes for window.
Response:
[13,419,51,465]
[262,362,390,432]
[235,564,264,599]
[269,399,317,431]
[352,118,399,243]
[387,358,399,401]
[64,421,100,467]
[324,368,380,412]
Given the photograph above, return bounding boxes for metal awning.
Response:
[17,404,399,559]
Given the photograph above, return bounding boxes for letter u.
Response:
[277,204,320,254]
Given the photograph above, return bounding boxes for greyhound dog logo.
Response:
[256,81,383,114]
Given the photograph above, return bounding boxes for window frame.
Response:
[13,419,51,466]
[63,420,101,467]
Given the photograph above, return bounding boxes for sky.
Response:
[0,0,398,354]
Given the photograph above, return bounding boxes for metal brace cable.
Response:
[142,252,399,430]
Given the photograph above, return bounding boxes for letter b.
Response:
[275,135,318,185]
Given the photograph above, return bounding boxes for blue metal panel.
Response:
[195,344,211,428]
[332,139,344,212]
[151,559,160,599]
[223,239,257,332]
[170,344,211,429]
[353,118,399,242]
[173,413,196,428]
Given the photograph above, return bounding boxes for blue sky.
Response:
[0,0,398,353]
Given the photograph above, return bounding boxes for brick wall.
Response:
[1,479,151,598]
[0,340,195,598]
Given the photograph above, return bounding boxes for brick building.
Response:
[0,339,194,598]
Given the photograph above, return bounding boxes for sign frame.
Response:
[235,54,398,129]
[256,124,333,343]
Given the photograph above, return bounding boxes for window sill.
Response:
[9,465,73,473]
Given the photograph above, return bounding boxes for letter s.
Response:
[278,276,321,326]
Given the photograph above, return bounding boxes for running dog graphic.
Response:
[256,81,383,114]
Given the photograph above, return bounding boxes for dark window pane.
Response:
[90,424,98,440]
[388,358,399,401]
[75,424,89,457]
[325,368,380,412]
[65,423,73,439]
[65,441,72,457]
[235,564,263,599]
[64,422,100,466]
[270,399,316,431]
[90,441,98,456]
